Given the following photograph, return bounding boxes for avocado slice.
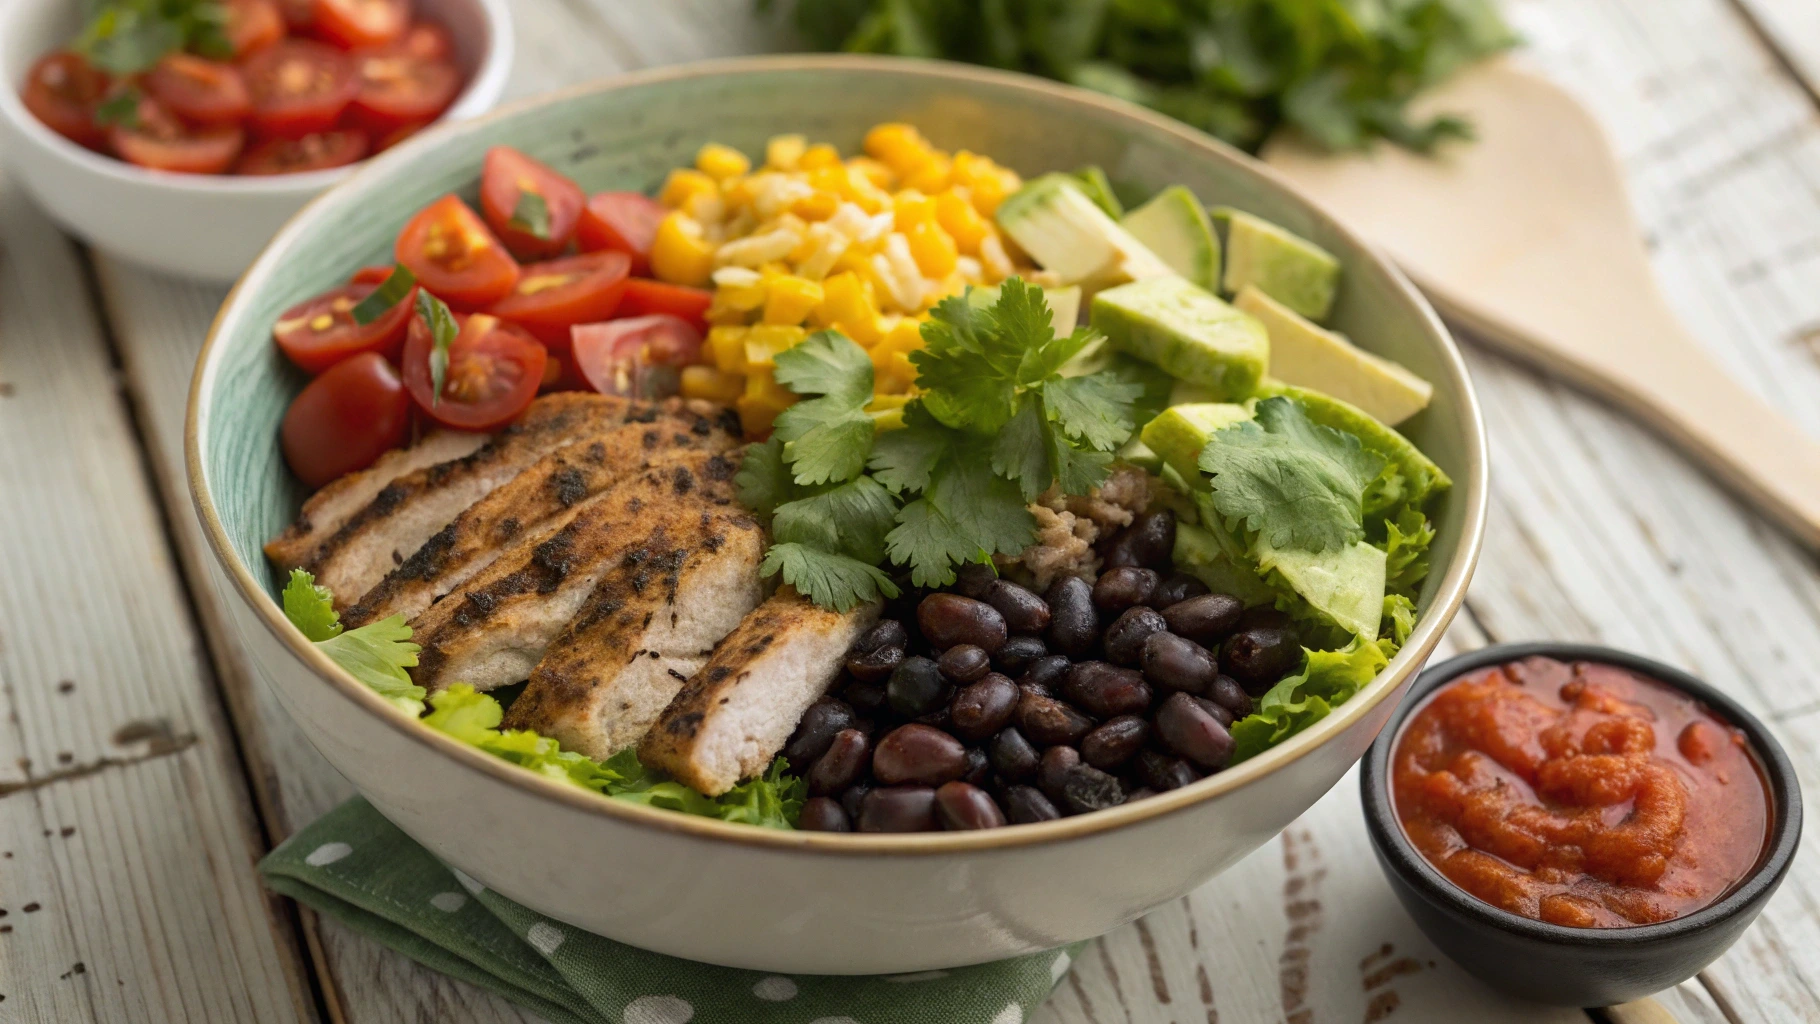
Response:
[1254,380,1451,502]
[1120,186,1219,291]
[1139,402,1254,481]
[1235,286,1433,426]
[1093,276,1269,398]
[1072,166,1123,218]
[968,282,1081,336]
[1216,208,1341,322]
[1174,522,1278,606]
[1118,437,1162,472]
[1256,537,1387,641]
[996,176,1174,287]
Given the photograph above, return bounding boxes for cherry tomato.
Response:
[244,40,358,138]
[372,119,430,152]
[571,315,702,399]
[347,45,459,134]
[576,192,665,276]
[237,130,368,174]
[401,22,454,61]
[281,351,412,487]
[225,0,287,57]
[616,278,712,333]
[349,265,394,285]
[21,52,110,150]
[273,281,416,373]
[311,0,410,49]
[145,54,252,125]
[278,0,316,31]
[479,146,585,260]
[486,251,631,356]
[110,98,246,174]
[394,194,521,308]
[403,313,546,430]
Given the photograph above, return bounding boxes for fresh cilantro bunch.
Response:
[75,0,232,76]
[1195,397,1385,553]
[282,569,426,715]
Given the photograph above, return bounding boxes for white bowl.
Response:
[0,0,513,282]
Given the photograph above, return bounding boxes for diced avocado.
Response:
[1235,286,1433,426]
[1093,276,1270,398]
[1256,537,1387,640]
[1072,166,1123,218]
[1174,522,1277,607]
[968,282,1081,337]
[996,176,1174,287]
[1118,437,1162,472]
[1120,186,1220,290]
[1140,402,1254,481]
[1255,380,1451,502]
[1216,208,1341,322]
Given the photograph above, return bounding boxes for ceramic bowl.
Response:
[188,55,1489,974]
[0,0,513,283]
[1360,643,1802,1006]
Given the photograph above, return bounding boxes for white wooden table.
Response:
[1,1,1815,1020]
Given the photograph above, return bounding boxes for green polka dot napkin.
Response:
[260,798,1084,1024]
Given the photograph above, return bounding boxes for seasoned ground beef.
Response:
[998,466,1156,590]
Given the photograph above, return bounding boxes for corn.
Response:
[866,392,912,431]
[707,325,750,373]
[660,168,718,209]
[979,232,1014,282]
[870,318,925,393]
[695,143,751,180]
[906,221,958,278]
[798,143,841,170]
[953,150,1020,216]
[864,123,932,174]
[763,275,824,326]
[902,152,952,194]
[790,191,840,221]
[892,189,936,231]
[651,212,715,286]
[737,366,796,436]
[840,166,891,214]
[848,156,896,191]
[743,324,807,368]
[816,272,876,331]
[765,133,806,171]
[681,365,744,403]
[935,190,989,254]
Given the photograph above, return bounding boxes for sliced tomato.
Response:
[244,39,358,138]
[237,130,368,174]
[372,119,429,152]
[395,194,521,308]
[403,313,546,430]
[486,251,631,357]
[401,22,454,61]
[273,281,415,373]
[347,45,459,133]
[479,146,585,260]
[577,192,665,275]
[617,278,712,332]
[225,0,287,57]
[349,265,394,285]
[277,0,316,31]
[145,54,252,125]
[21,52,110,150]
[281,351,412,487]
[311,0,410,49]
[571,315,702,399]
[110,99,245,174]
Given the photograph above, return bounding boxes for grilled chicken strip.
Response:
[500,517,765,760]
[408,450,746,692]
[641,592,881,796]
[264,429,487,571]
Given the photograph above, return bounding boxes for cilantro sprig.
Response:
[351,264,418,325]
[507,191,552,240]
[75,0,233,76]
[1196,396,1386,553]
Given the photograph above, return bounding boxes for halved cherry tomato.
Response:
[577,192,665,275]
[281,351,412,487]
[486,251,631,354]
[394,194,521,308]
[277,0,316,31]
[311,0,410,49]
[400,22,454,61]
[403,313,546,430]
[21,52,110,150]
[110,99,246,174]
[244,40,358,138]
[616,278,712,333]
[347,45,459,133]
[372,119,430,152]
[479,146,585,260]
[349,265,393,285]
[571,315,703,399]
[146,54,252,125]
[237,130,368,174]
[225,0,287,57]
[273,281,415,373]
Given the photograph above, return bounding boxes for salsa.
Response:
[1392,656,1769,928]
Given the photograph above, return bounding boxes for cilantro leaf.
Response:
[912,294,1020,431]
[282,569,342,642]
[759,542,900,612]
[771,331,876,486]
[1196,397,1386,553]
[1041,374,1139,452]
[991,395,1052,501]
[884,499,982,589]
[734,437,794,520]
[771,475,899,564]
[772,328,873,406]
[351,264,417,326]
[867,410,953,494]
[924,458,1034,561]
[94,88,141,129]
[415,290,459,407]
[1047,420,1114,495]
[507,190,551,240]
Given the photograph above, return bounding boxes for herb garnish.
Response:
[351,264,418,325]
[415,290,459,406]
[508,191,552,240]
[282,570,425,715]
[75,0,233,76]
[1195,396,1386,553]
[94,87,143,129]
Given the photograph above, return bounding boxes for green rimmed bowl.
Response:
[187,55,1487,974]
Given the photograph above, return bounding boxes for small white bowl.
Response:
[0,0,512,282]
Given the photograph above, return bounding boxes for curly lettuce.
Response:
[1229,637,1391,763]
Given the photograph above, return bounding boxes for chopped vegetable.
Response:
[281,569,425,714]
[1196,396,1386,554]
[413,289,457,403]
[1228,636,1389,762]
[349,263,416,325]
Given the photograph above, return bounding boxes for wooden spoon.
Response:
[1262,59,1820,550]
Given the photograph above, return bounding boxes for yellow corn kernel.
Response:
[681,365,745,404]
[798,142,841,170]
[848,156,896,191]
[832,247,875,277]
[737,366,796,436]
[789,191,840,221]
[881,316,925,355]
[906,221,958,278]
[763,276,824,326]
[707,325,750,374]
[721,175,758,211]
[716,281,768,313]
[743,324,808,368]
[650,213,715,287]
[871,342,918,393]
[902,152,952,194]
[866,392,912,431]
[864,123,932,174]
[659,168,718,209]
[695,143,751,181]
[816,272,876,332]
[935,190,989,254]
[892,189,936,231]
[841,166,891,213]
[765,133,806,171]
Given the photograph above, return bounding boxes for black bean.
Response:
[916,705,953,730]
[1044,576,1099,657]
[1104,511,1175,570]
[1062,661,1152,718]
[1239,606,1293,632]
[918,594,1009,653]
[934,781,1007,829]
[1135,750,1201,791]
[961,746,991,787]
[993,635,1047,674]
[1004,785,1062,824]
[887,656,951,718]
[839,781,871,821]
[1140,632,1220,695]
[1038,745,1082,803]
[842,679,887,716]
[1102,606,1168,665]
[1209,674,1254,718]
[845,644,903,683]
[1080,715,1149,769]
[873,724,969,786]
[1093,567,1158,614]
[1154,692,1234,768]
[1017,692,1095,745]
[950,673,1019,741]
[1161,594,1244,647]
[858,786,938,832]
[797,796,851,832]
[1151,572,1210,609]
[855,619,908,654]
[937,644,991,683]
[1221,626,1302,692]
[984,579,1051,634]
[1126,786,1158,802]
[807,729,871,796]
[989,727,1040,780]
[1020,654,1071,696]
[1192,694,1234,728]
[783,698,856,767]
[1061,764,1127,813]
[954,562,998,600]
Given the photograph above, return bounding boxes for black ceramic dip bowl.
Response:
[1360,642,1802,1007]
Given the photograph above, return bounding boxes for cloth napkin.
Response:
[260,798,1084,1024]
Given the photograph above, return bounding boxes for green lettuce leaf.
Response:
[281,568,424,714]
[1381,507,1435,600]
[1228,637,1389,763]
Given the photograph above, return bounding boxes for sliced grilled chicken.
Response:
[408,450,747,692]
[341,417,741,628]
[302,393,739,606]
[500,518,766,760]
[640,592,881,796]
[264,429,488,570]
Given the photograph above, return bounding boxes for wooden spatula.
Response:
[1262,59,1820,550]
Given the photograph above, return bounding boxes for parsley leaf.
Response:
[279,568,424,714]
[770,330,876,486]
[921,458,1034,564]
[415,290,459,407]
[1196,397,1387,553]
[507,190,551,240]
[771,475,899,564]
[760,542,900,611]
[351,264,417,326]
